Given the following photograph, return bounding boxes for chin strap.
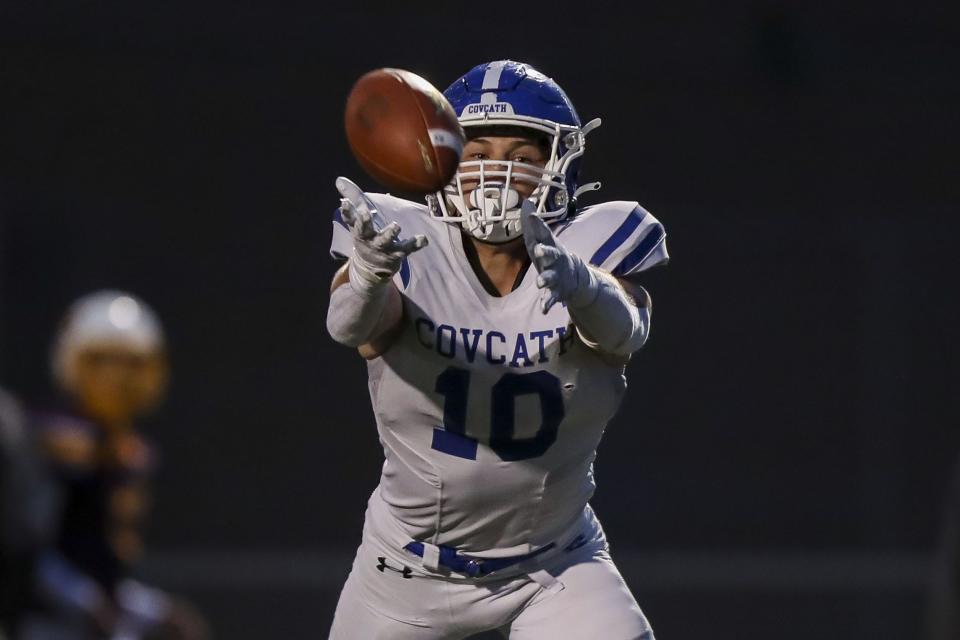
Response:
[463,195,536,244]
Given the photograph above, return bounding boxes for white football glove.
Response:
[336,177,428,285]
[521,207,599,314]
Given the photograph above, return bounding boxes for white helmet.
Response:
[52,290,165,387]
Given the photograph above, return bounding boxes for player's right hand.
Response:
[336,177,428,284]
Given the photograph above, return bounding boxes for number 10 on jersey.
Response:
[431,367,565,462]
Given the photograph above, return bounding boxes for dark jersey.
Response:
[33,410,156,594]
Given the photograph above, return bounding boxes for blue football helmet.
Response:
[428,60,602,243]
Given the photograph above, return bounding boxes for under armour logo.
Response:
[376,557,413,578]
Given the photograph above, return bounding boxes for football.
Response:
[344,68,465,194]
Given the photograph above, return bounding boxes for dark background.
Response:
[1,1,958,638]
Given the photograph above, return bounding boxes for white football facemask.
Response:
[428,117,601,244]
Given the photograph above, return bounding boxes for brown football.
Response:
[344,68,465,194]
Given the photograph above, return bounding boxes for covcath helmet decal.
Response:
[428,60,602,244]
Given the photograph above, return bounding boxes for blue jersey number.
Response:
[431,367,564,461]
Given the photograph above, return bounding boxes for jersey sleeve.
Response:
[556,201,668,277]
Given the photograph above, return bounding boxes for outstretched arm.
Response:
[521,208,651,358]
[328,261,405,359]
[326,179,427,359]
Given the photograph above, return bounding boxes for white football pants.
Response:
[328,519,654,640]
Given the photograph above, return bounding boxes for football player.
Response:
[326,61,668,639]
[20,291,208,640]
[1,386,54,639]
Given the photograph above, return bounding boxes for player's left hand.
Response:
[521,208,597,314]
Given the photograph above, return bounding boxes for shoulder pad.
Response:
[555,201,668,276]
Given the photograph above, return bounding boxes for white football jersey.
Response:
[330,194,668,559]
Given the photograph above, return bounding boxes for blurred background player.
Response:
[18,291,208,640]
[1,386,55,639]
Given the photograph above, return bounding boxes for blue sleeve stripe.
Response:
[333,207,348,229]
[611,224,666,277]
[589,206,647,267]
[399,257,410,289]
